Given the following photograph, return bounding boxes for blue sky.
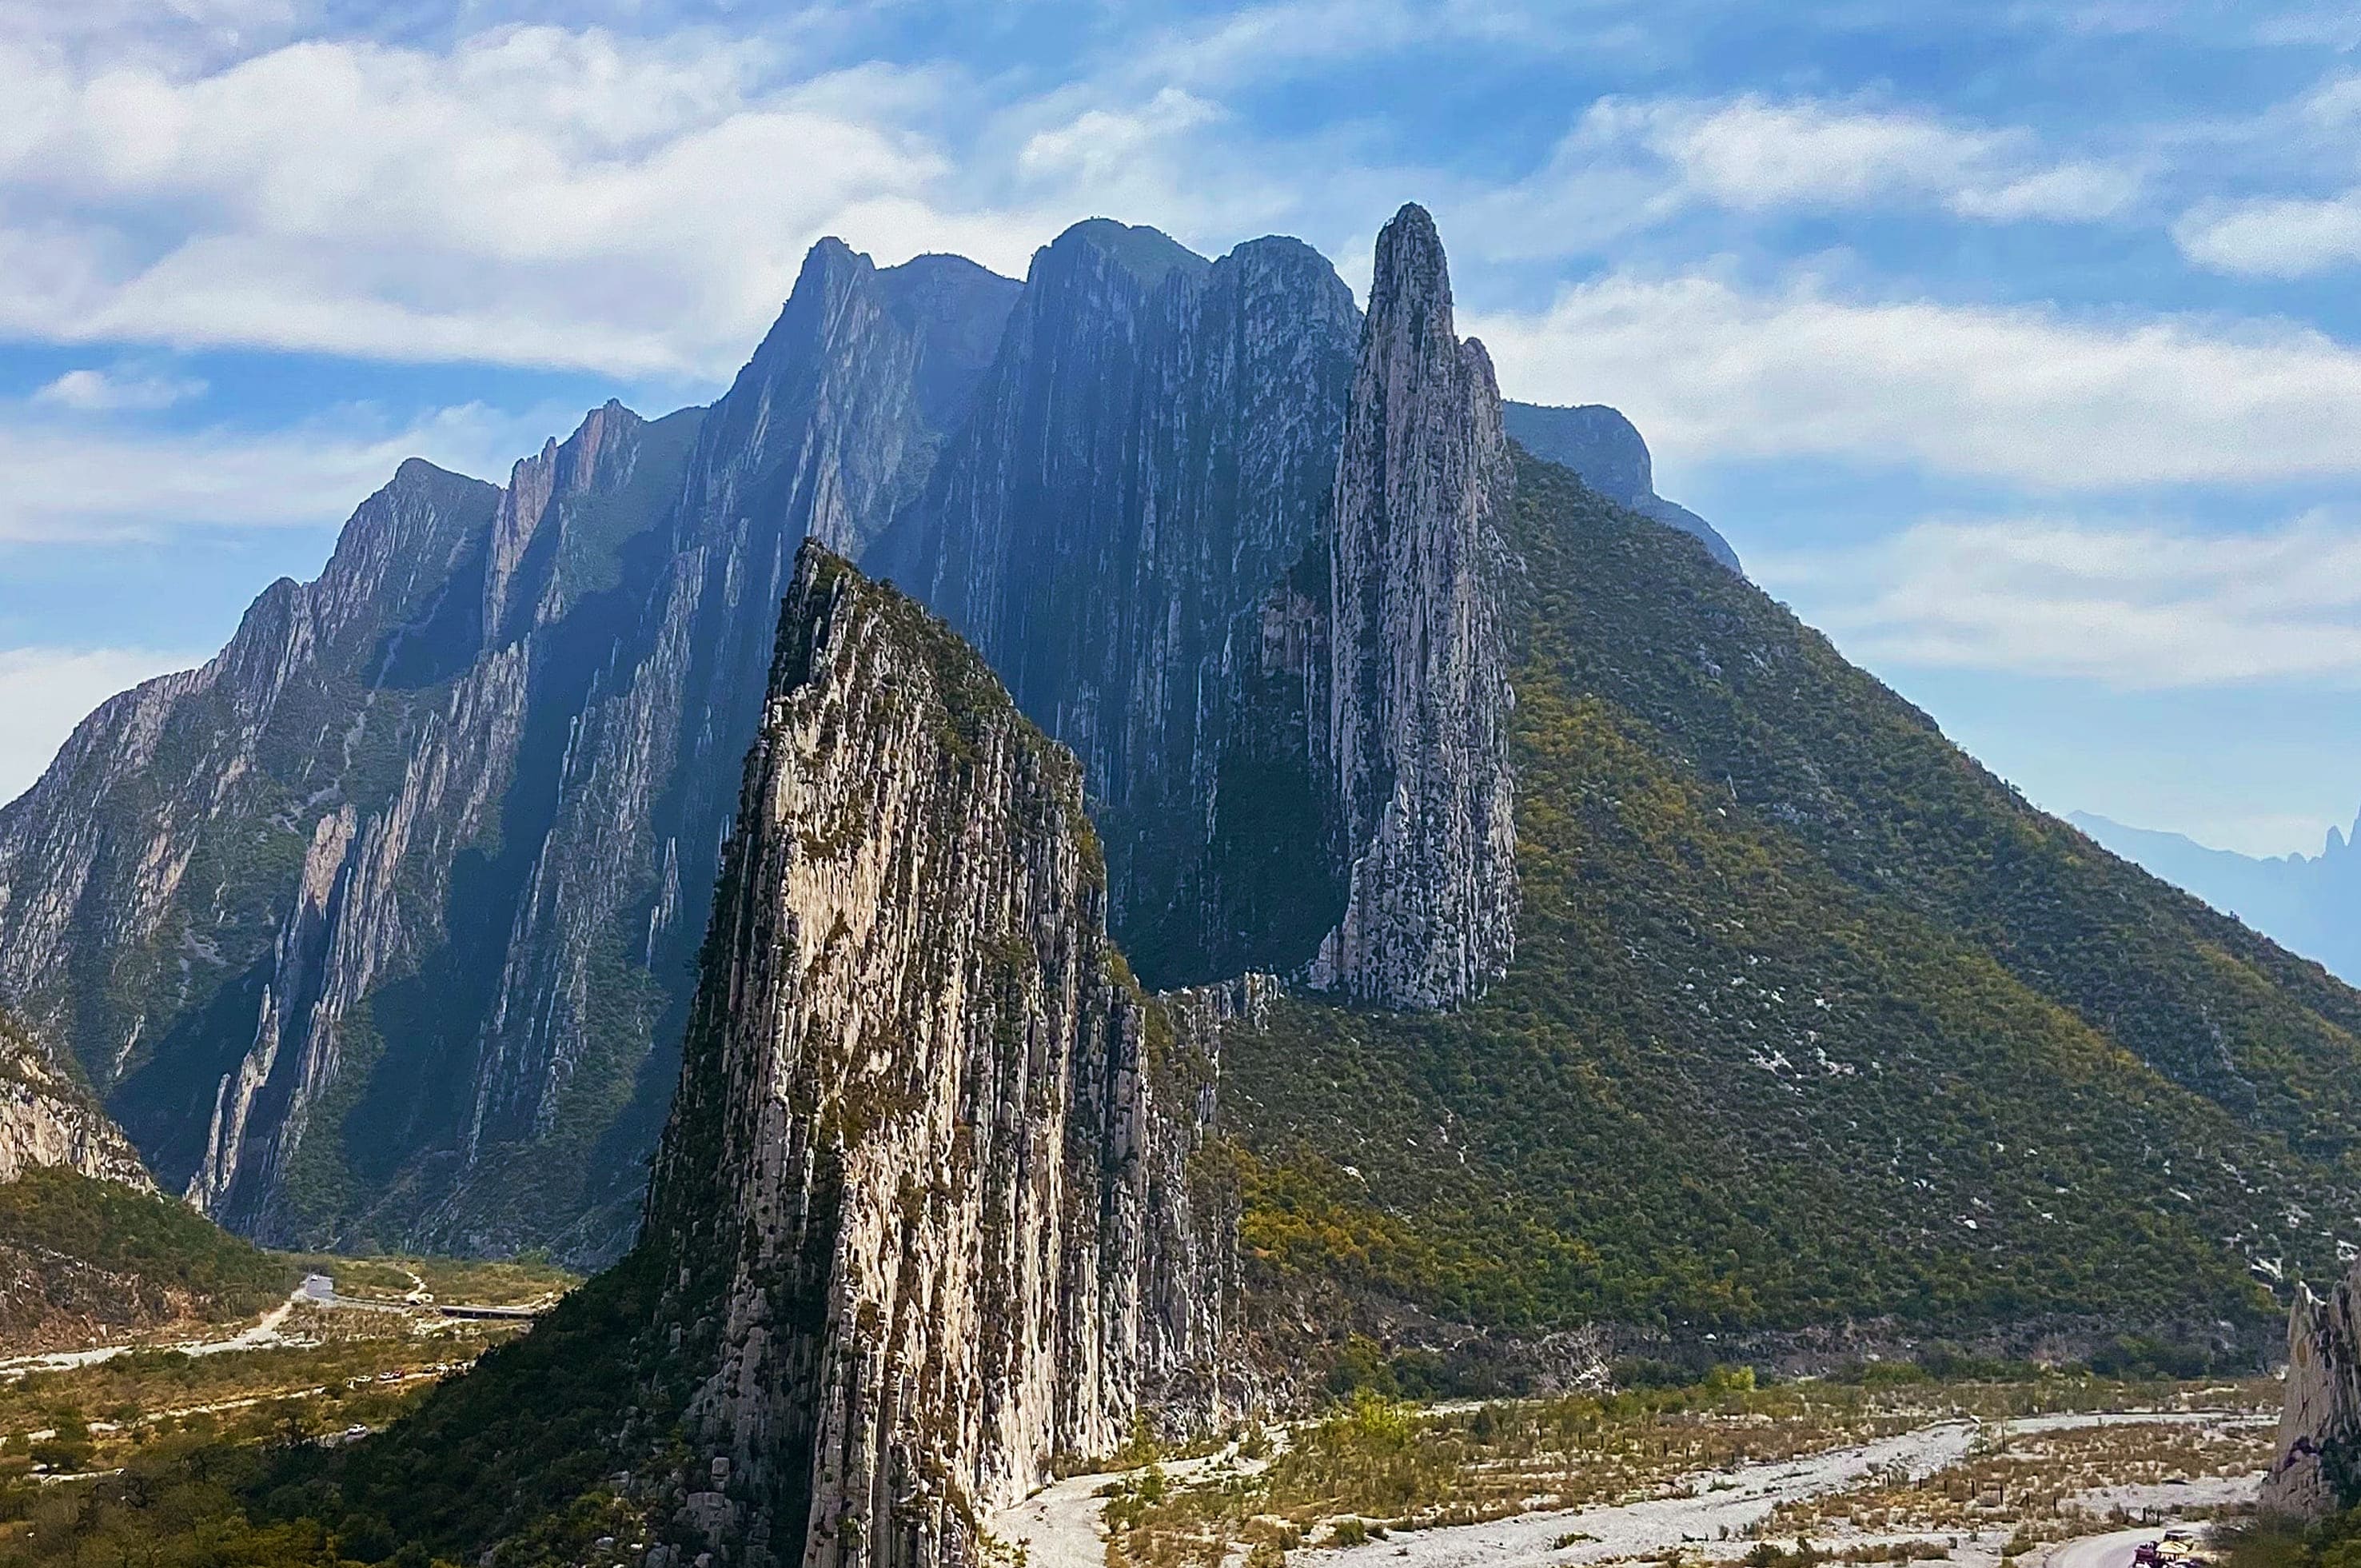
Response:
[5,0,2361,856]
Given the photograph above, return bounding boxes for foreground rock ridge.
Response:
[2266,1259,2361,1516]
[1312,202,1518,1009]
[636,542,1237,1566]
[0,1007,151,1190]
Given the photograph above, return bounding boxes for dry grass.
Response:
[1096,1378,2279,1568]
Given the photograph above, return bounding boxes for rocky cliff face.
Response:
[1500,401,1740,574]
[0,243,1018,1259]
[2265,1261,2361,1516]
[1311,203,1518,1010]
[637,545,1237,1566]
[873,220,1362,987]
[0,1007,151,1190]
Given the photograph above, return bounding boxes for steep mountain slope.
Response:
[1218,445,2361,1346]
[1502,400,1741,573]
[0,244,1018,1259]
[2073,810,2361,987]
[873,218,1364,987]
[1,1005,149,1189]
[324,545,1245,1564]
[1,1005,290,1353]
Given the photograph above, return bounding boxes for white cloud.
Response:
[2177,194,2361,277]
[1751,510,2361,690]
[1631,95,2140,222]
[0,646,205,807]
[0,27,1022,379]
[33,365,205,410]
[1473,273,2361,489]
[1463,94,2141,262]
[0,401,573,543]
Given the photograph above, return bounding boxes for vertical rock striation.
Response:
[2265,1261,2361,1516]
[874,220,1362,987]
[639,544,1234,1566]
[1312,202,1518,1011]
[0,242,1019,1258]
[0,1007,152,1190]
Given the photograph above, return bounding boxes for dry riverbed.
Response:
[989,1382,2276,1568]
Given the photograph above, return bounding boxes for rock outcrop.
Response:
[637,544,1237,1566]
[2264,1263,2361,1516]
[1311,203,1518,1010]
[0,1007,151,1190]
[1500,401,1741,573]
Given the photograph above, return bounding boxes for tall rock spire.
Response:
[636,542,1237,1567]
[2264,1260,2361,1517]
[1314,202,1518,1010]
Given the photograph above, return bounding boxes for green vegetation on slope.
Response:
[1222,449,2361,1339]
[0,1167,293,1343]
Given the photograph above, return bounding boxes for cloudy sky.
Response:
[2,0,2359,856]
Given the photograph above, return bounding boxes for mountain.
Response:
[325,544,1249,1562]
[1,1004,289,1353]
[0,245,1021,1259]
[9,200,2361,1376]
[2072,810,2361,986]
[2,1003,150,1190]
[1501,400,1741,573]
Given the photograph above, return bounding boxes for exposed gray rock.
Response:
[639,544,1238,1566]
[0,242,1019,1259]
[2264,1261,2361,1516]
[873,219,1362,987]
[1312,202,1518,1010]
[0,1007,152,1190]
[1501,401,1741,574]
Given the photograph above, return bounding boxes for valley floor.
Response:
[999,1389,2273,1568]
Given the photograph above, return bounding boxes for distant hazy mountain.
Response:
[2071,810,2361,984]
[1500,400,1741,573]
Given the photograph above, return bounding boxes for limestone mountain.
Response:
[1,1004,149,1191]
[326,545,1248,1563]
[0,245,1019,1259]
[10,195,2361,1385]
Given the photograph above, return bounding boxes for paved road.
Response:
[2046,1526,2174,1568]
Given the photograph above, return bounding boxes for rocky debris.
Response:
[1501,401,1741,574]
[1312,202,1519,1011]
[0,1007,151,1190]
[2263,1261,2361,1516]
[637,544,1239,1566]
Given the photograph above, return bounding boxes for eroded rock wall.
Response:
[2265,1263,2361,1516]
[639,544,1238,1567]
[0,1009,152,1191]
[1312,202,1518,1010]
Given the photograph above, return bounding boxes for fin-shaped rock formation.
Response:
[1312,202,1518,1010]
[635,542,1240,1566]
